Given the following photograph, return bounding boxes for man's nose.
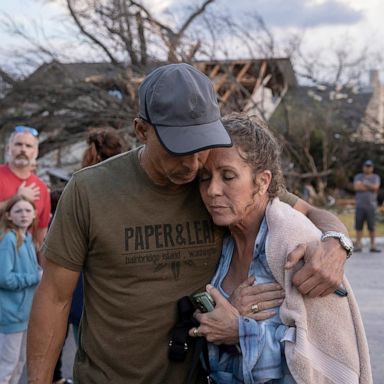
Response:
[181,153,200,170]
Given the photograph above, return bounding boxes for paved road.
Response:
[21,245,384,383]
[345,244,384,384]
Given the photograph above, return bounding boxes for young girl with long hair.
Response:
[0,195,41,383]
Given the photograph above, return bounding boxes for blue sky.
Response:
[1,0,383,77]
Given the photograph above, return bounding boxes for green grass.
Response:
[333,211,384,238]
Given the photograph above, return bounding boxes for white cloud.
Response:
[231,0,364,28]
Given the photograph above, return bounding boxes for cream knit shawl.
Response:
[265,198,372,384]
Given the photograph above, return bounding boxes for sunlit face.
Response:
[6,200,36,231]
[145,126,210,186]
[199,146,271,227]
[7,132,38,169]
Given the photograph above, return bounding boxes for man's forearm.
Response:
[289,198,349,297]
[294,198,348,235]
[27,282,70,383]
[306,206,348,235]
[368,184,380,192]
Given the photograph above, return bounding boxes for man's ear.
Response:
[134,118,150,144]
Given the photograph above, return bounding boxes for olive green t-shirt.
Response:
[43,148,298,383]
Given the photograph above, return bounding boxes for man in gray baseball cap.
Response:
[28,63,352,384]
[28,63,234,383]
[138,63,232,154]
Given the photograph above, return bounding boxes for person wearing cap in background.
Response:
[0,126,51,262]
[353,159,381,252]
[27,63,352,383]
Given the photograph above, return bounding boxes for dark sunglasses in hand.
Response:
[14,125,39,137]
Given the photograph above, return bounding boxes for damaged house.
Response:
[268,69,384,202]
[0,58,296,184]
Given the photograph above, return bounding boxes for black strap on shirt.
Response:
[169,296,215,384]
[168,296,198,362]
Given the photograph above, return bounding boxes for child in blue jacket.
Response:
[0,195,41,383]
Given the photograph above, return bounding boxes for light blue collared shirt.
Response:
[208,218,295,384]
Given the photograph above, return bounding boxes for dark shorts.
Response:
[355,205,376,231]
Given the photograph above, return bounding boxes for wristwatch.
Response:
[321,231,354,258]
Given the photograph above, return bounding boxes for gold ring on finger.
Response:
[251,303,260,313]
[193,327,201,337]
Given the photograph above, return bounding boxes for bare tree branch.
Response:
[127,0,173,34]
[135,12,147,67]
[177,0,215,38]
[66,0,121,67]
[119,0,139,66]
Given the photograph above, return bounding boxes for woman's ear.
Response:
[134,118,150,144]
[258,170,272,195]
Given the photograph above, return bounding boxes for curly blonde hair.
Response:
[222,113,284,198]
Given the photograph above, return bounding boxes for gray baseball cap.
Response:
[138,63,232,155]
